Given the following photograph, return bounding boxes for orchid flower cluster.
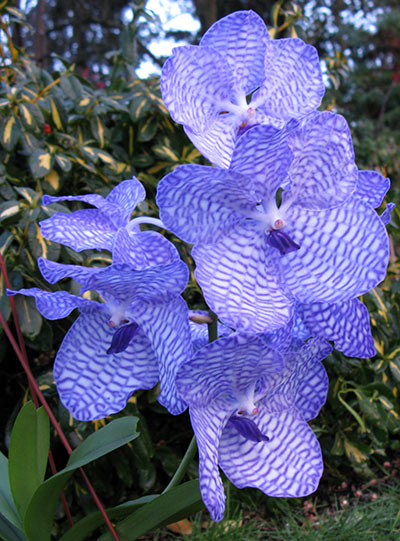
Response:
[8,10,393,522]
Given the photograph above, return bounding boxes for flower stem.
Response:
[162,435,197,494]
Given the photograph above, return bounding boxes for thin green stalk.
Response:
[162,436,197,493]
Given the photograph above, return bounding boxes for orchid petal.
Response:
[381,202,395,226]
[161,45,234,134]
[252,37,324,121]
[40,209,117,251]
[356,170,390,208]
[297,299,376,358]
[104,177,146,227]
[157,164,257,244]
[54,307,158,420]
[230,123,293,200]
[38,257,99,285]
[132,296,191,415]
[280,199,389,302]
[219,407,323,498]
[200,10,268,94]
[285,112,358,209]
[6,288,96,319]
[193,220,293,332]
[113,228,179,268]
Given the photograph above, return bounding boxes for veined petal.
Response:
[157,164,257,244]
[200,10,268,95]
[285,112,358,210]
[81,261,189,304]
[161,45,234,134]
[184,115,239,168]
[219,406,323,498]
[42,193,105,208]
[193,220,293,333]
[131,296,191,415]
[113,229,179,269]
[104,177,146,227]
[280,199,389,303]
[189,404,230,522]
[38,257,99,285]
[356,170,390,209]
[40,208,117,251]
[6,288,96,319]
[297,299,376,358]
[252,37,324,121]
[176,333,284,407]
[230,123,293,200]
[54,308,158,420]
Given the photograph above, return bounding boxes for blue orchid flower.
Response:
[157,112,390,334]
[176,333,331,521]
[7,257,191,419]
[40,176,177,269]
[161,10,324,167]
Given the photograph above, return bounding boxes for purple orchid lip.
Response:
[266,228,300,255]
[107,322,139,354]
[229,415,270,443]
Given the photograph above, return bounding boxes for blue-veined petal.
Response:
[356,170,390,209]
[279,198,389,303]
[42,193,105,208]
[6,288,96,319]
[193,220,293,333]
[113,228,179,268]
[200,10,268,95]
[189,403,230,521]
[131,296,191,415]
[176,333,284,407]
[184,115,240,168]
[252,37,324,121]
[219,406,323,499]
[297,299,375,358]
[230,123,293,200]
[81,261,188,304]
[38,257,100,285]
[40,208,117,251]
[53,307,158,420]
[161,45,234,134]
[157,164,257,244]
[104,177,146,228]
[285,112,357,210]
[381,202,395,226]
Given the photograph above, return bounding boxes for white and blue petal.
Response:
[280,198,389,303]
[38,257,100,285]
[161,45,234,135]
[297,299,375,358]
[6,288,96,319]
[219,406,323,499]
[200,10,268,95]
[193,220,293,333]
[285,112,358,210]
[380,202,395,226]
[355,170,390,208]
[104,177,146,228]
[53,307,158,420]
[113,228,179,268]
[157,164,257,244]
[252,37,324,121]
[131,296,191,415]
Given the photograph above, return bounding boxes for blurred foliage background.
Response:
[0,0,399,535]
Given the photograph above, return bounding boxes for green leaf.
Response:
[99,480,203,541]
[14,296,42,338]
[8,403,50,520]
[0,453,22,529]
[14,187,38,205]
[59,495,158,541]
[18,103,44,131]
[55,154,72,172]
[90,116,107,148]
[23,417,139,541]
[1,116,21,151]
[137,116,158,142]
[28,222,60,260]
[0,273,11,322]
[0,513,27,541]
[0,201,20,223]
[28,150,54,178]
